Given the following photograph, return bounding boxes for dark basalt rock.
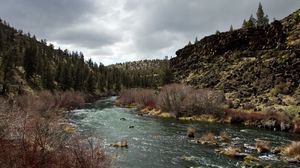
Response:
[170,9,300,107]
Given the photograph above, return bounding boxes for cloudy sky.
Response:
[0,0,299,65]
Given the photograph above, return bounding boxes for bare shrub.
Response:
[35,90,60,115]
[157,84,193,117]
[118,88,156,108]
[57,91,85,110]
[0,92,110,168]
[182,89,225,117]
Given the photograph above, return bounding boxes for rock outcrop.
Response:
[170,9,300,109]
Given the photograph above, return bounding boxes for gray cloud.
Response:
[53,27,119,48]
[0,0,299,65]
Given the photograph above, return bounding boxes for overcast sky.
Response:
[0,0,299,65]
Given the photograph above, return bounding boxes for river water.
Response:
[71,97,300,168]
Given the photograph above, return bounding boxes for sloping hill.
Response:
[0,19,168,97]
[170,9,300,111]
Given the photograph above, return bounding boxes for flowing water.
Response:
[71,97,300,168]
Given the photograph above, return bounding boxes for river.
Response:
[71,97,300,168]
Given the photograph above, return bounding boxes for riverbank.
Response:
[116,84,300,134]
[116,101,300,165]
[0,91,111,168]
[119,102,300,133]
[77,96,300,167]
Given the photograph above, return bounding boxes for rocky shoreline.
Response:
[116,102,300,166]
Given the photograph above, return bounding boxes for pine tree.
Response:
[246,15,256,28]
[1,47,17,95]
[87,72,96,92]
[59,65,72,90]
[42,64,55,90]
[242,19,248,28]
[230,25,234,32]
[194,37,198,44]
[256,2,269,27]
[24,45,38,80]
[162,57,173,85]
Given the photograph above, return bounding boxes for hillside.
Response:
[109,59,171,88]
[0,20,168,97]
[170,9,300,111]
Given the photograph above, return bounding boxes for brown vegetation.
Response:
[198,132,217,145]
[186,127,196,138]
[281,141,300,160]
[220,146,242,157]
[117,83,298,133]
[118,84,225,118]
[157,84,193,116]
[220,131,231,142]
[118,88,156,108]
[0,91,111,168]
[182,89,225,117]
[255,140,271,153]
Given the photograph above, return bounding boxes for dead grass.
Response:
[224,108,291,129]
[281,141,300,160]
[186,127,196,138]
[255,140,271,153]
[220,131,231,142]
[198,132,217,145]
[221,146,242,157]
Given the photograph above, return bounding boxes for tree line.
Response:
[0,19,171,96]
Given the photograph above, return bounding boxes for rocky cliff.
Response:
[170,9,300,111]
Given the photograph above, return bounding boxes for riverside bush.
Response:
[182,89,225,117]
[119,84,225,117]
[118,88,156,108]
[0,91,111,168]
[157,84,193,117]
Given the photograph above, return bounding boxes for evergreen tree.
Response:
[246,15,256,28]
[0,47,17,95]
[59,65,72,90]
[24,45,38,79]
[87,72,96,92]
[256,2,269,27]
[194,37,198,44]
[162,57,173,85]
[230,25,234,32]
[242,19,247,28]
[42,64,55,90]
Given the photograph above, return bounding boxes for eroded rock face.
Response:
[170,9,300,107]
